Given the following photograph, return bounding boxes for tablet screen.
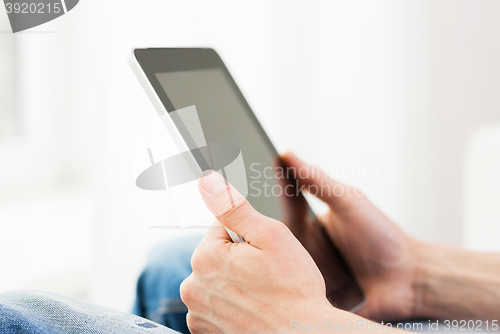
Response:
[155,68,282,221]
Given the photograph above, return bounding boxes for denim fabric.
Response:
[133,233,203,334]
[0,290,179,334]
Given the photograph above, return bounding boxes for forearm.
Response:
[413,242,500,320]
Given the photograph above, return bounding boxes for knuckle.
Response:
[185,312,195,330]
[179,276,194,304]
[190,245,208,273]
[186,313,202,333]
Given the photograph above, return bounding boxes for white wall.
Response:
[465,124,500,252]
[1,0,499,313]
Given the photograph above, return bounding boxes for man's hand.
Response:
[180,171,339,333]
[281,153,420,321]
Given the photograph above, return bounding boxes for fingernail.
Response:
[201,170,227,195]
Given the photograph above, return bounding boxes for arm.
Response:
[415,242,500,320]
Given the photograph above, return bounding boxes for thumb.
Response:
[198,170,279,244]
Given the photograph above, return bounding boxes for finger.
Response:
[273,155,309,224]
[280,152,354,210]
[198,170,279,244]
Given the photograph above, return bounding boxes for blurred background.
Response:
[1,0,499,313]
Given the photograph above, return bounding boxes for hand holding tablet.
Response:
[181,170,340,333]
[129,47,364,311]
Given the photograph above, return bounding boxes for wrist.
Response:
[411,240,454,319]
[411,241,500,320]
[410,239,429,319]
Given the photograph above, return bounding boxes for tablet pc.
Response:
[129,48,365,312]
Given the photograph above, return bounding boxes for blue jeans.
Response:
[133,233,203,334]
[0,234,201,334]
[0,290,179,333]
